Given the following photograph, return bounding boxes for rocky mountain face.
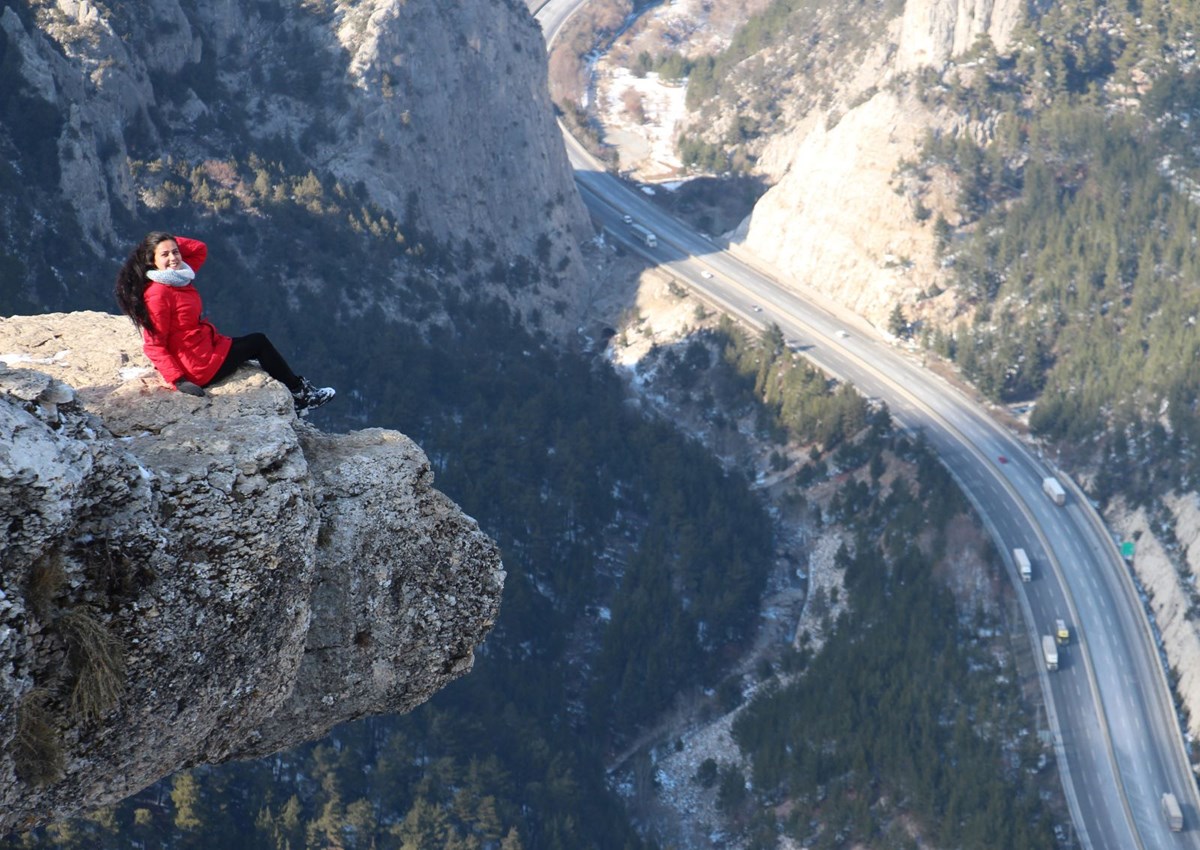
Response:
[729,0,1028,330]
[895,0,1026,70]
[734,84,953,329]
[0,0,591,332]
[595,0,1028,330]
[0,312,505,833]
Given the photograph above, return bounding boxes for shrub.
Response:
[60,606,126,723]
[14,689,63,787]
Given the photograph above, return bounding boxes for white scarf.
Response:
[146,262,195,287]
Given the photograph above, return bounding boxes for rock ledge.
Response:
[0,312,504,833]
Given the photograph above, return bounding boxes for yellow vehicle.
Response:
[1055,619,1070,645]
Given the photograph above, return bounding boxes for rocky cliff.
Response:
[0,312,505,833]
[718,0,1029,329]
[734,84,954,329]
[895,0,1026,71]
[604,0,1030,330]
[0,0,591,332]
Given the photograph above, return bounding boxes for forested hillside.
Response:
[603,319,1062,849]
[730,444,1054,850]
[916,1,1200,505]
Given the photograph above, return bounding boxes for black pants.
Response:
[209,333,301,392]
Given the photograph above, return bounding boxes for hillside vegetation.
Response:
[628,320,1060,849]
[916,1,1200,506]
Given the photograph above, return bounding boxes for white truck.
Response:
[629,223,658,249]
[1163,791,1183,832]
[1042,635,1059,671]
[1042,476,1066,506]
[1014,548,1032,582]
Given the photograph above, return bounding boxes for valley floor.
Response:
[583,244,1065,848]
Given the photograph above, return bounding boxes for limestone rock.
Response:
[1,0,591,333]
[0,312,504,833]
[710,0,1031,332]
[896,0,1026,70]
[734,89,950,329]
[1108,495,1200,753]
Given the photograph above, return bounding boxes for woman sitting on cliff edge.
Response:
[115,231,335,413]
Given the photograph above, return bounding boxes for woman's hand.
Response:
[175,379,206,397]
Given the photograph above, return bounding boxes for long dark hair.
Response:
[115,231,175,335]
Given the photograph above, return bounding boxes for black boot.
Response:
[292,377,336,413]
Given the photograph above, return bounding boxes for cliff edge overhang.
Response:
[0,311,505,834]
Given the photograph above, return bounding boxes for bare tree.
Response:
[621,88,647,124]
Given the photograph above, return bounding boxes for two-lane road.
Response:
[536,2,1200,846]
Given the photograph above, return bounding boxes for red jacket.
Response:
[142,237,232,387]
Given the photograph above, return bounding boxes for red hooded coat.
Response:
[141,236,232,387]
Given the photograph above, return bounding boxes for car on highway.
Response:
[998,455,1008,464]
[752,305,762,312]
[622,214,633,225]
[700,270,713,279]
[835,329,849,338]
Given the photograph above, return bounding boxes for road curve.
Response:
[534,1,1200,847]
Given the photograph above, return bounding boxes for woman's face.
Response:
[153,239,182,270]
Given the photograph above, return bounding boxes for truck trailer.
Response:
[1042,635,1059,671]
[1042,476,1066,506]
[1162,792,1183,832]
[629,223,658,249]
[1014,548,1032,582]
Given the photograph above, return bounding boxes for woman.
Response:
[115,231,335,413]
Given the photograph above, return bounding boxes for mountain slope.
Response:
[0,0,590,333]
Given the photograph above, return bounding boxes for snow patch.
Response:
[0,350,71,365]
[119,366,155,381]
[596,67,690,181]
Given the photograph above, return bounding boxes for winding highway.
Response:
[535,1,1200,847]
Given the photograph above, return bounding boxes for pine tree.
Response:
[500,826,524,850]
[170,773,203,831]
